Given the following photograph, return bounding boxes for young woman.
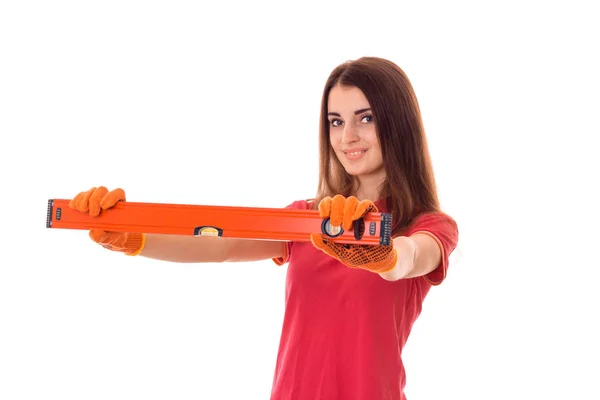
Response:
[69,56,459,400]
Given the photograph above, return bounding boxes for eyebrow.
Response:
[327,108,371,117]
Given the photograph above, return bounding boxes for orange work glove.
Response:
[68,186,145,256]
[310,195,397,273]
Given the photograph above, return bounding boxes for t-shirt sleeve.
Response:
[272,199,311,266]
[405,212,459,286]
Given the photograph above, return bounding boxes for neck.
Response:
[353,172,386,201]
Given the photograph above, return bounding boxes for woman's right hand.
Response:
[68,186,145,256]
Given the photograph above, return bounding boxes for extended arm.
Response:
[139,234,286,263]
[88,228,287,263]
[69,186,288,264]
[378,233,442,281]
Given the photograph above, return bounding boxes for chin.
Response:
[342,163,385,179]
[343,166,370,176]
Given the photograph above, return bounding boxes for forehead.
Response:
[328,84,370,111]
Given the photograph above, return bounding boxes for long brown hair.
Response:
[314,57,440,236]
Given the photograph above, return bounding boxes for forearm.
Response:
[379,233,442,281]
[379,236,416,281]
[139,234,228,263]
[138,233,286,264]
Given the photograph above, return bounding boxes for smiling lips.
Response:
[343,148,367,160]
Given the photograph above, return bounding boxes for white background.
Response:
[1,0,599,399]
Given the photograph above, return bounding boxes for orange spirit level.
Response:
[46,199,393,246]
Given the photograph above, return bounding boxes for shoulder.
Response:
[282,198,316,210]
[405,211,459,285]
[403,211,460,262]
[406,211,458,238]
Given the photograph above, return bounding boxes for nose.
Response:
[341,125,359,143]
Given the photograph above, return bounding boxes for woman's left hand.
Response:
[310,195,398,274]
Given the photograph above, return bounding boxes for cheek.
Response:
[365,130,381,151]
[329,130,342,148]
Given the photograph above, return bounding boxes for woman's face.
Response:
[327,84,384,180]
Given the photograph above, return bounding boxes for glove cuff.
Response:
[124,233,146,256]
[364,249,398,274]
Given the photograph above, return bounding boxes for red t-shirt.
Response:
[270,199,459,400]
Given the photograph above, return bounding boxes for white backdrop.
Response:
[1,1,599,399]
